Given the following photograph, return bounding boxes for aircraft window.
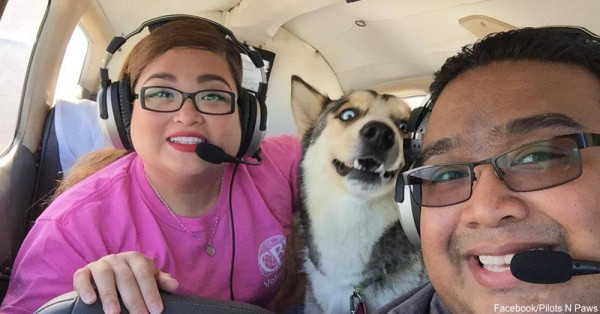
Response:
[403,95,427,109]
[54,25,89,103]
[0,0,48,151]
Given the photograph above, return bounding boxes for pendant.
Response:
[206,244,216,257]
[350,290,367,314]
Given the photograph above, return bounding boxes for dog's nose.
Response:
[360,121,395,152]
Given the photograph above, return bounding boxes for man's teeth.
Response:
[482,264,510,272]
[478,247,549,271]
[169,137,205,145]
[479,254,515,266]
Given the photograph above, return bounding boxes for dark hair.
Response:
[119,18,243,93]
[429,27,600,105]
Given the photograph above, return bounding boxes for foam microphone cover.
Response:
[196,143,228,164]
[510,250,572,284]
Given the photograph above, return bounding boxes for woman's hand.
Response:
[73,251,179,314]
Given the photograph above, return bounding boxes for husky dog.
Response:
[290,76,426,313]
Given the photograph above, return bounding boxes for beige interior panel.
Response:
[20,0,92,152]
[459,15,517,39]
[370,76,432,98]
[265,27,343,136]
[79,0,113,95]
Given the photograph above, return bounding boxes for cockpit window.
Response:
[54,25,90,103]
[403,95,427,109]
[0,0,48,151]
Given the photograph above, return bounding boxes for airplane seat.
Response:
[1,100,109,304]
[1,105,65,302]
[29,99,111,222]
[29,106,62,223]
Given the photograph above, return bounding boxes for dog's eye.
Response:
[398,121,408,133]
[339,109,357,121]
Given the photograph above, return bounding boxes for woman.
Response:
[1,18,300,314]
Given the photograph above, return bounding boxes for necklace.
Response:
[144,172,225,257]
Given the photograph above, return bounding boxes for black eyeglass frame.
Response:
[134,86,237,115]
[399,132,600,208]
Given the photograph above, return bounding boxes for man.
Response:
[379,27,600,313]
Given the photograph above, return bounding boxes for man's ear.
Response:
[291,75,329,137]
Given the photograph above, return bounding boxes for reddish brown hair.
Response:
[119,18,243,93]
[51,19,245,201]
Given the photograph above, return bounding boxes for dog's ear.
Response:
[291,75,329,137]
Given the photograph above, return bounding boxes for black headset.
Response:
[396,94,433,247]
[97,14,268,161]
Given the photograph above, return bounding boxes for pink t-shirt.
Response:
[1,135,301,313]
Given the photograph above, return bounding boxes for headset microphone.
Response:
[510,250,600,284]
[196,142,262,166]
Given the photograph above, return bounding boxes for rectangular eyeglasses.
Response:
[398,132,600,207]
[135,86,236,115]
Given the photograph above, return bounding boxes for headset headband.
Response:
[404,94,432,164]
[99,14,268,116]
[97,14,269,155]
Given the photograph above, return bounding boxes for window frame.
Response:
[0,0,51,156]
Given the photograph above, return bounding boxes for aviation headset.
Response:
[98,14,268,160]
[396,95,433,248]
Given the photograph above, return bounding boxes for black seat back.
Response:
[30,107,63,222]
[35,292,275,314]
[0,108,63,303]
[0,143,36,302]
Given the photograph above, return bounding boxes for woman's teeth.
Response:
[168,137,205,145]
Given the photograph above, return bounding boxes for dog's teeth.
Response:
[375,164,385,173]
[353,160,366,171]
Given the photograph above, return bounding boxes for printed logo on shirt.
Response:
[258,235,286,276]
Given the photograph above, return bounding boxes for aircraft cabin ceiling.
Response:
[96,0,600,92]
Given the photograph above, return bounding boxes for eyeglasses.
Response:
[135,86,236,115]
[399,133,600,207]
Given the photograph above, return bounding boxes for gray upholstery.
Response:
[0,143,37,302]
[0,108,62,302]
[35,292,275,314]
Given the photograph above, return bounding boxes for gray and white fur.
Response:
[291,75,427,313]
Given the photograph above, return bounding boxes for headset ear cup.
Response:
[236,90,251,158]
[394,164,422,248]
[409,185,422,245]
[236,89,265,159]
[244,93,263,157]
[98,85,108,120]
[103,80,132,150]
[117,78,134,150]
[397,180,422,248]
